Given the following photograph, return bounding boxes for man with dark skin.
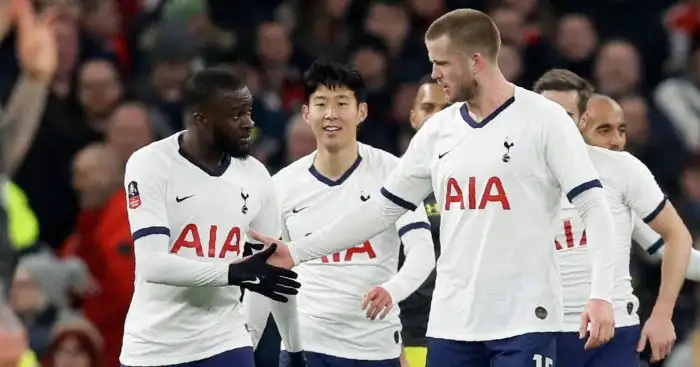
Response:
[121,68,301,367]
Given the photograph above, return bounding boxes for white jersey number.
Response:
[533,354,554,367]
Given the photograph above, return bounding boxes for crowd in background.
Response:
[0,0,700,366]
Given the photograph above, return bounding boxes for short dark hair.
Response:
[183,68,245,113]
[533,69,594,116]
[425,9,501,61]
[302,61,366,103]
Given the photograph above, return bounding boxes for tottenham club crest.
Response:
[241,189,249,214]
[502,139,515,162]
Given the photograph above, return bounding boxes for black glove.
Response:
[228,244,300,302]
[279,350,306,367]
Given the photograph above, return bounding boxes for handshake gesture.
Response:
[228,244,299,302]
[248,230,297,269]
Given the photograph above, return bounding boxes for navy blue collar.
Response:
[177,133,231,177]
[460,96,516,129]
[309,154,363,187]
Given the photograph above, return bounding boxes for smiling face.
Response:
[302,85,367,152]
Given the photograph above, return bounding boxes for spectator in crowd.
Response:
[0,296,33,367]
[76,59,124,134]
[42,313,101,367]
[654,36,700,154]
[133,20,199,131]
[104,102,156,166]
[284,113,316,164]
[594,40,643,98]
[9,252,91,358]
[552,13,598,81]
[61,143,133,367]
[499,43,524,84]
[0,0,57,295]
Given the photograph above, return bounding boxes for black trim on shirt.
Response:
[308,155,363,187]
[133,226,170,240]
[398,222,431,238]
[459,96,516,129]
[177,133,231,177]
[643,198,667,223]
[566,179,602,202]
[380,187,418,211]
[646,238,665,255]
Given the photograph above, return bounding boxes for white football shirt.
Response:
[381,86,606,341]
[120,133,280,366]
[555,146,666,331]
[273,143,434,360]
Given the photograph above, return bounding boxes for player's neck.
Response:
[180,130,226,170]
[314,141,360,180]
[466,71,514,122]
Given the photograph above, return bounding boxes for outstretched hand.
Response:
[230,244,300,302]
[248,230,295,269]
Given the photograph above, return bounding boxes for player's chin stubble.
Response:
[227,143,250,159]
[449,79,479,104]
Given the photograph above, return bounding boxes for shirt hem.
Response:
[119,340,251,366]
[302,345,401,361]
[426,326,562,342]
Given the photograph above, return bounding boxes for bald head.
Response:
[580,94,626,151]
[106,102,154,164]
[74,143,120,171]
[72,144,121,209]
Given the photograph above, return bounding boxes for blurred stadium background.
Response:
[1,0,700,366]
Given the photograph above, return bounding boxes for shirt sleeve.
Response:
[288,193,408,264]
[543,106,602,200]
[543,107,615,302]
[249,170,282,241]
[632,216,700,281]
[621,153,667,223]
[632,215,664,256]
[264,172,302,353]
[126,149,229,287]
[381,126,434,211]
[381,203,435,303]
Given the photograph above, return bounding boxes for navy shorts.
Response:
[121,347,255,367]
[284,351,400,367]
[426,332,556,367]
[556,325,640,367]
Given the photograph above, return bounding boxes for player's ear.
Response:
[578,111,589,130]
[192,112,205,127]
[409,108,418,129]
[470,52,482,74]
[301,104,311,126]
[357,102,368,125]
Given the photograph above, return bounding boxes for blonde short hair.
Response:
[425,9,501,61]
